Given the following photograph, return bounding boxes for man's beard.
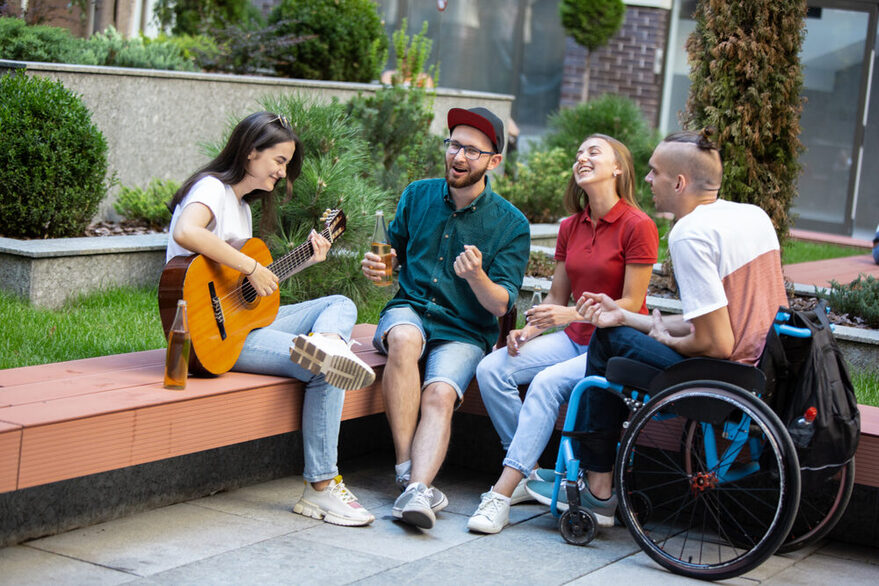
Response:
[445,160,487,189]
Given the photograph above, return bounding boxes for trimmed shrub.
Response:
[114,179,179,229]
[346,85,443,195]
[0,16,96,64]
[0,72,109,238]
[685,1,806,243]
[540,94,659,211]
[493,147,571,223]
[559,0,625,52]
[154,0,263,37]
[267,0,387,82]
[84,27,196,71]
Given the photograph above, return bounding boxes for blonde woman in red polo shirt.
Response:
[468,134,658,534]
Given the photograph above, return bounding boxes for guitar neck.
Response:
[268,226,332,282]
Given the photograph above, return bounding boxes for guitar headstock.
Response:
[320,209,347,243]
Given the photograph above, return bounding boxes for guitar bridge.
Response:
[208,281,227,340]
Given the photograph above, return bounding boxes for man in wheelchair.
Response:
[571,127,789,515]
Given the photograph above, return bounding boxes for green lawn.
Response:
[0,287,166,370]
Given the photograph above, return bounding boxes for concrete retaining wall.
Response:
[0,59,514,220]
[0,235,168,309]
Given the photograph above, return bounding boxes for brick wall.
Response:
[560,6,670,127]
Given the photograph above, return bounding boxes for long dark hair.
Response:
[168,111,303,235]
[563,133,638,215]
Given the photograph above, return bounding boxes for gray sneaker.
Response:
[395,474,448,513]
[393,482,436,529]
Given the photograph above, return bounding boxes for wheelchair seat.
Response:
[605,356,765,395]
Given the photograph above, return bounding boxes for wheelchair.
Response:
[548,310,855,581]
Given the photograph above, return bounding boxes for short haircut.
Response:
[661,127,723,192]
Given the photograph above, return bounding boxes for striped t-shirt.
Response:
[670,199,787,365]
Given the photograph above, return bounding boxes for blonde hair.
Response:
[563,133,639,214]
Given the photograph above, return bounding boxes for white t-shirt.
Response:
[165,176,252,262]
[670,199,788,364]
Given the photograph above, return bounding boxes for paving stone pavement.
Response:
[1,458,876,585]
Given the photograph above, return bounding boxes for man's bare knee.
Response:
[421,383,458,417]
[385,324,424,360]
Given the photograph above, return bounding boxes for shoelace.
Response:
[330,480,357,504]
[477,493,506,517]
[409,486,433,508]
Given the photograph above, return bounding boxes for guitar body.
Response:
[158,238,279,376]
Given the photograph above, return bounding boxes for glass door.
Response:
[795,3,877,234]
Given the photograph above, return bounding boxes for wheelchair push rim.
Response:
[615,381,801,581]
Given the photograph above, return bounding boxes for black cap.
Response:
[447,107,505,154]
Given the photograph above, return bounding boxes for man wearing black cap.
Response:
[361,107,530,529]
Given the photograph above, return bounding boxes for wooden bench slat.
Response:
[0,350,165,387]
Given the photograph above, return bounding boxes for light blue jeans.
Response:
[233,295,357,483]
[475,330,589,476]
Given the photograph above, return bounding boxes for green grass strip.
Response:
[0,286,165,370]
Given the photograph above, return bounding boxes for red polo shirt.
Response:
[556,200,658,345]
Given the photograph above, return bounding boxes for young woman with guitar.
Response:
[161,111,375,527]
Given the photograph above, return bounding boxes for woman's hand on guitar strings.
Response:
[247,261,279,296]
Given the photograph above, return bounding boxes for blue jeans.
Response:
[373,305,485,401]
[580,326,685,472]
[233,295,357,483]
[476,331,589,476]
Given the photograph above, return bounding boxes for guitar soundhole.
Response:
[242,280,258,304]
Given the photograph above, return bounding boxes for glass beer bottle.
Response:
[371,210,393,287]
[164,299,191,390]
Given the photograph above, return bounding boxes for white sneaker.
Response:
[393,483,436,529]
[290,334,376,391]
[510,477,536,505]
[467,490,510,534]
[292,476,375,526]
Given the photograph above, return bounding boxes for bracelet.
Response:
[245,258,258,276]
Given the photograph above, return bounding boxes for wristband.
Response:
[245,258,258,276]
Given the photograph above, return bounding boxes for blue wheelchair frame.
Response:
[548,310,814,518]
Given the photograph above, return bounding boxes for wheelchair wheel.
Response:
[616,382,800,581]
[777,459,855,553]
[559,508,596,546]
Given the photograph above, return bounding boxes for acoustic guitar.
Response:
[158,209,346,376]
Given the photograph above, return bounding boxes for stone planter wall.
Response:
[0,59,514,220]
[0,234,168,309]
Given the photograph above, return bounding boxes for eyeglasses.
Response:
[274,115,291,129]
[443,138,495,160]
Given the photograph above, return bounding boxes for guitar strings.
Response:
[212,225,334,315]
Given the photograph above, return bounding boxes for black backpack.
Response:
[760,300,860,470]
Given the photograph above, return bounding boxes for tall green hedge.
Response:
[267,0,387,82]
[0,73,109,238]
[685,0,807,243]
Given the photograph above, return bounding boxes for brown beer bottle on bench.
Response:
[371,210,393,287]
[164,299,191,390]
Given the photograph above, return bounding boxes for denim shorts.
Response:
[373,305,485,402]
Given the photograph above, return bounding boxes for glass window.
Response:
[377,1,565,127]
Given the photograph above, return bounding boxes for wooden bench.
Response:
[0,323,506,494]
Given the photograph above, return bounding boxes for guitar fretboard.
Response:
[268,225,333,282]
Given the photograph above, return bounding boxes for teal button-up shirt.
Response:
[384,177,530,352]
